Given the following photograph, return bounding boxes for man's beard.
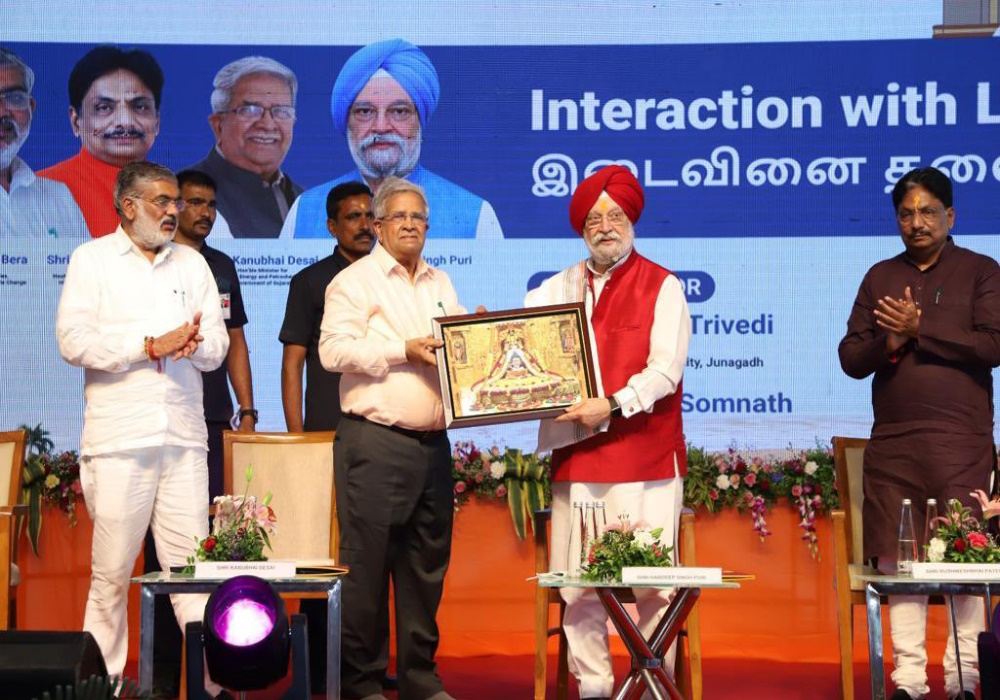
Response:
[348,130,421,181]
[0,115,30,170]
[587,229,633,268]
[132,211,175,250]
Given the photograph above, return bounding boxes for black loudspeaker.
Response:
[0,631,108,700]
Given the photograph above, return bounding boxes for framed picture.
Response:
[432,303,598,428]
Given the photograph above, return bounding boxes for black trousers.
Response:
[335,416,454,700]
[143,420,227,686]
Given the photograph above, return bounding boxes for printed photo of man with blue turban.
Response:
[282,38,503,240]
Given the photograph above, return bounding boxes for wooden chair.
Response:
[533,507,702,700]
[831,436,874,700]
[223,430,338,565]
[0,429,28,630]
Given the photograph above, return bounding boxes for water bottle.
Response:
[922,498,939,561]
[584,502,596,549]
[595,501,607,537]
[568,501,585,573]
[897,498,918,575]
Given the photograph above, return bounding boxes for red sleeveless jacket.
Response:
[552,252,687,483]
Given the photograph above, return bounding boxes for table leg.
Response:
[326,580,341,700]
[139,584,155,694]
[598,587,692,700]
[866,584,886,700]
[948,594,965,695]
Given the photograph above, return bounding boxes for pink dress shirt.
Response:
[319,243,465,431]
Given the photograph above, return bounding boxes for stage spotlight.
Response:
[186,575,311,698]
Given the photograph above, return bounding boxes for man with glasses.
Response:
[56,161,229,698]
[526,165,691,700]
[0,48,87,238]
[40,46,163,238]
[839,167,1000,700]
[141,167,257,696]
[283,38,502,240]
[186,56,301,238]
[279,180,378,693]
[319,177,466,700]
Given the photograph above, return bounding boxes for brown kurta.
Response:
[839,238,1000,562]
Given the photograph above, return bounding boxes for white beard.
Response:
[587,230,633,268]
[131,212,174,250]
[348,129,422,181]
[0,119,29,171]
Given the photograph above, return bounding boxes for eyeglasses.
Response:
[222,104,296,122]
[584,209,628,232]
[184,197,218,211]
[380,211,428,226]
[897,206,946,224]
[133,196,186,212]
[349,103,418,125]
[0,89,31,110]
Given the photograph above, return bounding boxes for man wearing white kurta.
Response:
[56,162,228,690]
[526,165,691,700]
[0,48,87,238]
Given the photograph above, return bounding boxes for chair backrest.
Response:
[223,431,337,562]
[832,436,868,565]
[0,430,27,508]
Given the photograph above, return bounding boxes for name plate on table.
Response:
[621,567,723,585]
[911,563,1000,580]
[194,560,297,579]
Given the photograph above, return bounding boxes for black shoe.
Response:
[890,691,915,700]
[382,673,398,691]
[950,692,976,700]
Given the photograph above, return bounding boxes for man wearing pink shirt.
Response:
[319,176,462,700]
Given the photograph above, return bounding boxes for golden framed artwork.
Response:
[432,303,597,428]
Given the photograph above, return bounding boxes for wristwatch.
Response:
[239,408,259,423]
[607,395,623,419]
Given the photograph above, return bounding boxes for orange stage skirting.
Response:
[16,502,953,667]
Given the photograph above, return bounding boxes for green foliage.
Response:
[451,441,552,540]
[18,423,80,556]
[581,525,673,583]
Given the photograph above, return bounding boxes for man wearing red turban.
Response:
[526,165,692,700]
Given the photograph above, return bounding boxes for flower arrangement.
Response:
[189,465,277,564]
[581,517,674,582]
[451,441,551,539]
[31,451,83,525]
[925,498,1000,564]
[19,423,83,554]
[683,443,839,558]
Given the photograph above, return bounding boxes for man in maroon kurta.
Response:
[839,166,1000,700]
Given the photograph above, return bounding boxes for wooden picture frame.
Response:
[432,303,597,428]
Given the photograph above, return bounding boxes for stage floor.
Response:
[141,656,956,699]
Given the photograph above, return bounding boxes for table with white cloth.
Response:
[132,571,343,699]
[859,573,998,700]
[538,576,739,700]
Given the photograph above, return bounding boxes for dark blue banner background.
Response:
[10,38,1000,238]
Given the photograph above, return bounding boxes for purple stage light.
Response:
[213,598,276,646]
[203,576,290,691]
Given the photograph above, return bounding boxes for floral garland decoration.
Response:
[451,440,551,540]
[19,423,83,555]
[683,443,839,558]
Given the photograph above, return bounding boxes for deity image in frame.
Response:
[432,303,597,428]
